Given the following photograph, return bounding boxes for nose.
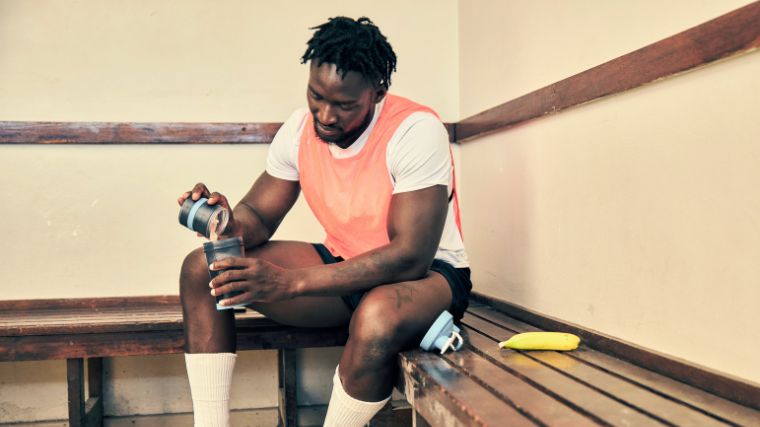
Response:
[317,104,337,126]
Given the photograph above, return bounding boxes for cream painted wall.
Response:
[458,0,760,383]
[0,0,458,423]
[0,0,459,122]
[458,0,755,118]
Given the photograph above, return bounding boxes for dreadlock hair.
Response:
[301,16,397,89]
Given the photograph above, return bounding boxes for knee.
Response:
[179,247,210,296]
[348,290,411,360]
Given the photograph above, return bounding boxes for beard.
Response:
[313,109,374,149]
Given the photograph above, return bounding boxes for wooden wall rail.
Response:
[0,122,283,145]
[455,0,760,142]
[1,2,759,145]
[0,121,457,144]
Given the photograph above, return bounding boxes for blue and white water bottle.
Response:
[420,310,464,354]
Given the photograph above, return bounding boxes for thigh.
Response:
[349,271,454,348]
[243,241,352,328]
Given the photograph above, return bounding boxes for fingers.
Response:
[177,191,191,205]
[210,277,242,296]
[207,191,230,208]
[210,278,249,307]
[217,290,252,308]
[209,259,258,305]
[209,256,249,272]
[208,259,251,290]
[177,182,211,206]
[210,273,257,307]
[209,267,241,288]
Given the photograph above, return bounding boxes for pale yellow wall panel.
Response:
[458,0,755,118]
[459,51,760,383]
[0,360,67,423]
[0,0,459,121]
[0,1,459,423]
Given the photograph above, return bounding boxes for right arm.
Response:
[230,172,300,249]
[178,172,300,249]
[178,109,307,247]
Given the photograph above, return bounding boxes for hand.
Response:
[177,182,239,238]
[208,257,300,305]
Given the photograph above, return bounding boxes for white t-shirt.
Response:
[266,99,469,268]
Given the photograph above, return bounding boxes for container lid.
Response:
[203,236,243,251]
[420,310,462,353]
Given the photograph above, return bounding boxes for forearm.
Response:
[290,186,448,297]
[229,202,275,249]
[292,241,435,297]
[227,172,299,249]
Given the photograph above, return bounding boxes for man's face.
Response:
[307,61,386,148]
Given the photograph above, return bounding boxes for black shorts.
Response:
[311,243,472,321]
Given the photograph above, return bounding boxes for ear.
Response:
[373,86,387,103]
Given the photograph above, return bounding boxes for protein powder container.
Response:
[179,197,229,239]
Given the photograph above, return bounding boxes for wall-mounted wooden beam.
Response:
[456,1,760,142]
[1,3,758,145]
[0,122,282,144]
[0,121,458,144]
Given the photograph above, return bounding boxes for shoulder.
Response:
[276,108,310,141]
[387,111,452,194]
[266,108,309,181]
[390,111,450,154]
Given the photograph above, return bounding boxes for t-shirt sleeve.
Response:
[265,108,308,182]
[389,112,452,195]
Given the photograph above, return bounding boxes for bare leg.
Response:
[179,241,352,353]
[338,273,453,401]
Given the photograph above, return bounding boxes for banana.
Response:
[499,332,580,351]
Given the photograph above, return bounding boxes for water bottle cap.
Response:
[420,310,463,354]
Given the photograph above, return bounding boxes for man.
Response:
[178,16,470,427]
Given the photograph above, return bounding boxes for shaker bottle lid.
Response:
[203,236,244,252]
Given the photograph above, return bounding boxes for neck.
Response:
[334,106,376,149]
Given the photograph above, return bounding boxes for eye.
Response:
[309,90,323,101]
[338,103,356,111]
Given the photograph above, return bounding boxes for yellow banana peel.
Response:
[499,332,580,351]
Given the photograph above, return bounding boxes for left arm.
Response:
[210,184,448,304]
[296,183,449,294]
[210,112,452,304]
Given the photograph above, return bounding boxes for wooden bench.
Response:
[398,293,760,426]
[0,296,348,427]
[4,295,760,427]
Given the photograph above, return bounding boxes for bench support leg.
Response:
[67,358,85,427]
[278,349,298,427]
[66,358,104,427]
[85,357,104,427]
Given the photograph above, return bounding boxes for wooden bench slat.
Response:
[461,325,665,426]
[441,342,598,426]
[463,313,730,427]
[467,305,760,427]
[400,350,538,426]
[0,325,348,361]
[0,296,181,310]
[0,308,270,336]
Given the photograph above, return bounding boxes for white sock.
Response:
[323,365,391,427]
[184,352,237,427]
